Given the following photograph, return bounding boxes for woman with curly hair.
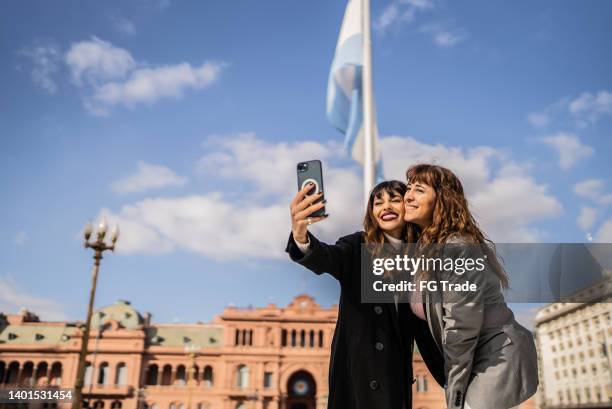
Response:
[403,163,538,409]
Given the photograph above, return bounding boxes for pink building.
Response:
[0,295,455,409]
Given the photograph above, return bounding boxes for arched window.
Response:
[300,330,305,347]
[20,362,34,385]
[169,403,177,409]
[291,330,296,347]
[6,362,19,384]
[236,403,246,409]
[97,363,109,385]
[35,362,48,385]
[146,364,158,386]
[161,365,172,386]
[49,362,62,386]
[318,330,324,347]
[111,401,121,409]
[175,365,186,386]
[236,365,249,388]
[93,400,104,409]
[309,330,314,347]
[84,362,93,385]
[203,366,213,388]
[115,363,127,385]
[281,330,287,347]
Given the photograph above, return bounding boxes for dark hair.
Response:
[363,180,407,245]
[405,163,509,288]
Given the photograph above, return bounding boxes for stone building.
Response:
[534,278,612,408]
[0,295,447,409]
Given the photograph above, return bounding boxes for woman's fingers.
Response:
[294,201,326,221]
[291,190,323,216]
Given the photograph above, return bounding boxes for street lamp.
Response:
[184,343,200,409]
[72,219,119,409]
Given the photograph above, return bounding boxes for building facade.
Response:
[0,295,448,409]
[534,278,612,409]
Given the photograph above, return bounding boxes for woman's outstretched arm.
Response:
[286,183,358,282]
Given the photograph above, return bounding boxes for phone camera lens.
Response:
[298,163,308,172]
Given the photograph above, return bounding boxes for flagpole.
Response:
[362,0,376,207]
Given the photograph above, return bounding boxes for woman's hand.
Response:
[290,183,328,244]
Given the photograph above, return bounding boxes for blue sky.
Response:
[1,0,611,329]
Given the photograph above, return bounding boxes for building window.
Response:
[161,365,172,386]
[203,366,213,388]
[146,364,158,386]
[49,362,62,386]
[264,372,273,389]
[84,362,93,386]
[281,330,287,347]
[318,330,324,348]
[111,401,121,409]
[115,363,127,385]
[97,363,109,385]
[175,365,186,386]
[309,330,315,347]
[236,365,249,389]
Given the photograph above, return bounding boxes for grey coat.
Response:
[421,237,539,409]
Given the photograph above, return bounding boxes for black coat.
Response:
[286,231,445,409]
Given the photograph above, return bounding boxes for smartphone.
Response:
[296,160,326,217]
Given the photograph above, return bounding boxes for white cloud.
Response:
[568,90,612,124]
[421,24,466,47]
[526,112,550,128]
[111,161,187,194]
[573,179,605,200]
[65,37,136,85]
[374,0,434,33]
[88,61,223,115]
[110,15,136,36]
[577,206,597,231]
[49,37,224,115]
[596,218,612,243]
[527,91,611,129]
[197,133,339,197]
[14,231,27,246]
[19,42,61,93]
[380,136,561,242]
[0,276,68,321]
[375,4,401,32]
[100,134,562,261]
[539,132,593,169]
[599,194,612,205]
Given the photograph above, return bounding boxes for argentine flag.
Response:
[326,0,383,182]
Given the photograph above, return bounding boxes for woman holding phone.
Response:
[402,163,538,409]
[286,179,445,409]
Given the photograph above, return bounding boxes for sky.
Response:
[1,0,611,330]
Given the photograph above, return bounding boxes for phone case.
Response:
[296,160,325,217]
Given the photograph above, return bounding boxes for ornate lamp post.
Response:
[72,219,119,409]
[184,343,200,409]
